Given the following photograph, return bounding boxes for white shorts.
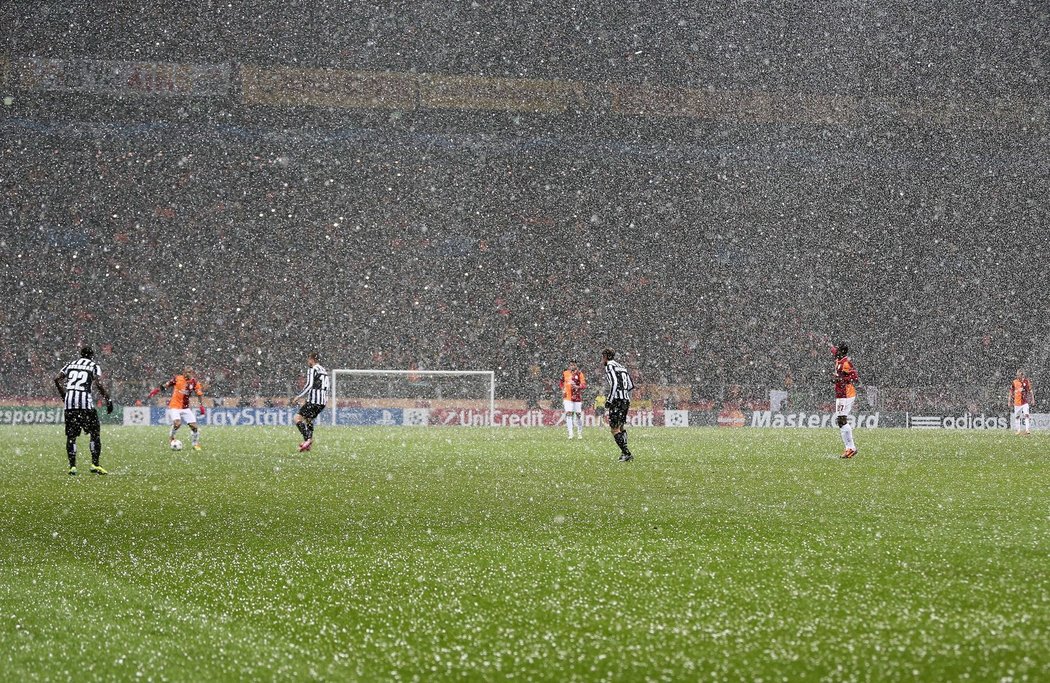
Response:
[1013,403,1030,417]
[563,400,583,413]
[835,397,855,417]
[167,407,198,425]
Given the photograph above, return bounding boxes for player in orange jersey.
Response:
[833,343,859,458]
[148,365,206,450]
[559,360,587,439]
[1009,369,1035,435]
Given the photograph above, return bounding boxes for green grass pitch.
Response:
[0,426,1047,681]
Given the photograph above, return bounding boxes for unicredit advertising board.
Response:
[416,408,664,428]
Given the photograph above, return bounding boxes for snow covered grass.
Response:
[0,426,1047,681]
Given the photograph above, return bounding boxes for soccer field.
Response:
[0,426,1046,681]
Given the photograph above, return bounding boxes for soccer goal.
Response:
[329,369,496,427]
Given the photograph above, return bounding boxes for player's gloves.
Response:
[105,400,114,415]
[147,388,160,399]
[199,405,206,416]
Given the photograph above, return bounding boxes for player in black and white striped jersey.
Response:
[289,352,328,452]
[53,345,113,475]
[602,348,635,462]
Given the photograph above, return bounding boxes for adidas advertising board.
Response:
[906,413,1009,430]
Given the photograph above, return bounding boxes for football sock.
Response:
[169,425,177,440]
[840,424,855,450]
[614,431,630,455]
[1023,415,1031,432]
[296,422,309,439]
[575,414,583,436]
[305,422,314,440]
[89,435,101,466]
[66,439,77,468]
[191,429,200,446]
[566,414,574,437]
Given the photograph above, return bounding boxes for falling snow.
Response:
[1,1,1048,681]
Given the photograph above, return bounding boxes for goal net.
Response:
[329,370,496,427]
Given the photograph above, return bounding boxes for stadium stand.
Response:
[1,2,1047,412]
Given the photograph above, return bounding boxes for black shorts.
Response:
[606,399,630,429]
[298,403,325,420]
[65,409,100,439]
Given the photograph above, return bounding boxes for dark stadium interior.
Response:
[1,2,1047,412]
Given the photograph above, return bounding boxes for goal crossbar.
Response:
[329,369,496,426]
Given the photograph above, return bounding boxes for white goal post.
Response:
[329,369,496,426]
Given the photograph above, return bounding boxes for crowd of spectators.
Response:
[7,1,1045,101]
[2,1,1046,414]
[1,112,1044,413]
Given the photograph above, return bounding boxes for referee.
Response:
[289,352,329,452]
[602,348,635,462]
[54,345,113,475]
